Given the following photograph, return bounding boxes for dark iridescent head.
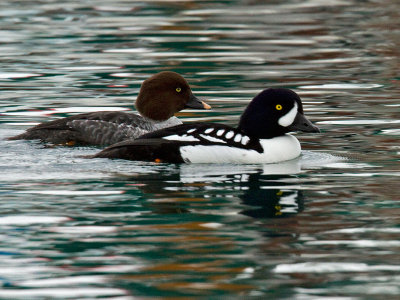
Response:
[238,88,320,139]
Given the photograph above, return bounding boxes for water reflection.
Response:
[84,166,308,296]
[128,163,305,220]
[240,177,304,219]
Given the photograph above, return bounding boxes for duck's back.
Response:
[8,111,182,146]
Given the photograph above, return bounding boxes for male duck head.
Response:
[238,88,320,139]
[135,71,211,121]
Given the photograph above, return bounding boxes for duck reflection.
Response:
[124,159,304,219]
[239,173,304,218]
[180,162,304,218]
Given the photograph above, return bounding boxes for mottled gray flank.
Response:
[68,116,182,145]
[8,111,183,146]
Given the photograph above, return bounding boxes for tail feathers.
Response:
[7,133,27,140]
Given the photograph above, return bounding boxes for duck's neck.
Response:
[144,115,183,130]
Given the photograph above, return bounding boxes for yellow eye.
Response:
[276,104,283,110]
[176,87,181,93]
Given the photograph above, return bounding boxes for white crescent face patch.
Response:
[278,102,298,127]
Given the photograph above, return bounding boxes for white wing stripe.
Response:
[164,134,199,142]
[199,134,227,143]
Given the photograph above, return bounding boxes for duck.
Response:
[8,71,211,146]
[92,88,320,164]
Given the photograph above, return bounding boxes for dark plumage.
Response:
[93,88,320,164]
[8,71,211,146]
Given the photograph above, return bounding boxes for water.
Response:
[0,0,399,298]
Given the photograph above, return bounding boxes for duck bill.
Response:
[185,93,211,110]
[287,112,320,133]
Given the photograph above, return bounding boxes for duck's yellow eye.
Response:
[176,87,181,93]
[276,104,283,110]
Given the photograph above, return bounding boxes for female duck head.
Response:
[135,71,209,121]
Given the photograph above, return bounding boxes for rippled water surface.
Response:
[0,0,399,298]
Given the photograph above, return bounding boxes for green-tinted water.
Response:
[0,0,399,298]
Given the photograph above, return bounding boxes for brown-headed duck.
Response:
[8,71,211,146]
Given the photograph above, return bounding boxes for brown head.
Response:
[135,71,211,121]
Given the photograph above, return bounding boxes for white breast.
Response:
[179,134,301,164]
